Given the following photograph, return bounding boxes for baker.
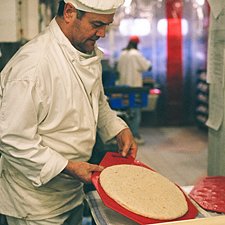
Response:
[0,0,137,224]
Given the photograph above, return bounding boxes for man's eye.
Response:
[92,23,103,28]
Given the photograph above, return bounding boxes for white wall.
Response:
[0,0,39,42]
[0,0,18,42]
[21,0,39,40]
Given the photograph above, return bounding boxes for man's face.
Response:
[64,5,114,54]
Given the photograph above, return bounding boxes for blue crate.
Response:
[106,90,148,110]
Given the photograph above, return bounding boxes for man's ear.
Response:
[63,3,76,23]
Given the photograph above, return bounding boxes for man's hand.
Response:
[63,161,104,183]
[116,128,138,158]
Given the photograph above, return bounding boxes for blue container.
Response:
[105,87,149,110]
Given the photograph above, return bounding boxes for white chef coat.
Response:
[117,49,151,87]
[0,18,128,219]
[206,1,225,175]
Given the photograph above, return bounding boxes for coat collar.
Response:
[49,18,104,66]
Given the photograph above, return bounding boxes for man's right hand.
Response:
[63,160,104,183]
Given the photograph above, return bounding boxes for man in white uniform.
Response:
[206,1,225,176]
[117,36,152,144]
[0,1,137,224]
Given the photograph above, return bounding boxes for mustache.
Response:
[89,36,100,41]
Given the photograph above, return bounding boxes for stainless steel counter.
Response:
[85,186,224,225]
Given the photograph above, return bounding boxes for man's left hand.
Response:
[116,128,138,158]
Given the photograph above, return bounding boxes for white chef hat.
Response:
[64,0,125,14]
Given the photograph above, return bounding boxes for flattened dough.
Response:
[99,164,188,220]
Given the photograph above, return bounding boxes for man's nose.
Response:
[96,26,107,38]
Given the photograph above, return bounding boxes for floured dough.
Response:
[99,164,188,220]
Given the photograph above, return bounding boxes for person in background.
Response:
[0,0,137,225]
[117,35,152,145]
[206,1,225,176]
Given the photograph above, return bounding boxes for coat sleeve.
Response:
[0,71,68,187]
[97,83,128,143]
[135,52,151,72]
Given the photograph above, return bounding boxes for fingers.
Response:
[119,142,131,157]
[89,164,104,172]
[129,141,138,158]
[120,140,138,158]
[82,164,104,183]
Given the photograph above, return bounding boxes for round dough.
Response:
[99,164,188,220]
